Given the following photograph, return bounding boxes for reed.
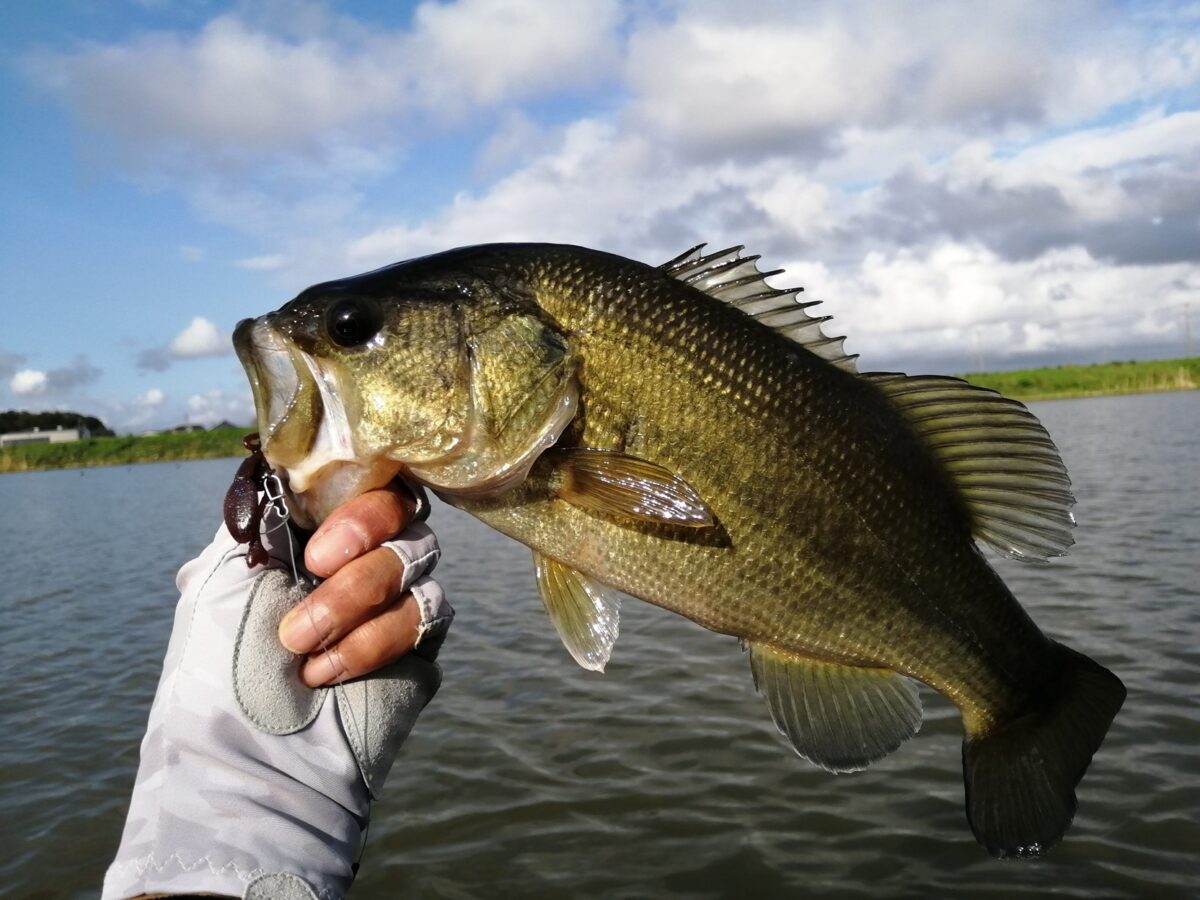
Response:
[963,357,1199,401]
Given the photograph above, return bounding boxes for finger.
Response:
[300,595,422,686]
[280,545,405,654]
[304,481,417,578]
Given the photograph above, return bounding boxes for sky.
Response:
[1,0,1198,433]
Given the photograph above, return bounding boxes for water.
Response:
[2,392,1198,899]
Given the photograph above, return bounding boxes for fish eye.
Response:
[325,296,382,348]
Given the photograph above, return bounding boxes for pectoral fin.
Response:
[746,642,922,772]
[533,551,621,672]
[551,448,715,528]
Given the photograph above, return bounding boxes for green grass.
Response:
[962,357,1199,401]
[0,427,249,473]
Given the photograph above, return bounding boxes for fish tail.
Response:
[962,642,1125,859]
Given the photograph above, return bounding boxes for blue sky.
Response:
[2,1,1198,433]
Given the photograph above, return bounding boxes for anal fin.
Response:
[746,642,922,772]
[533,550,621,673]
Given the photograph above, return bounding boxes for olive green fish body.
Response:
[448,245,1053,725]
[235,241,1125,859]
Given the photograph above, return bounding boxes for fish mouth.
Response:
[234,317,320,469]
[233,316,399,526]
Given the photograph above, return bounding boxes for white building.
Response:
[0,425,91,448]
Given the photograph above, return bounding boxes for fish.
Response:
[232,242,1125,858]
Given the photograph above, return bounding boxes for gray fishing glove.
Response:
[101,508,452,900]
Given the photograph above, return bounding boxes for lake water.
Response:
[2,391,1198,899]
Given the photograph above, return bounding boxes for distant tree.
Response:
[0,410,114,437]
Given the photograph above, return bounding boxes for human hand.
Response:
[278,481,445,686]
[102,482,452,899]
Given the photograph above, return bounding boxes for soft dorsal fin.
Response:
[867,373,1075,562]
[660,244,858,373]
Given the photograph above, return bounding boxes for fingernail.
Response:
[307,522,364,574]
[279,603,330,655]
[302,650,346,687]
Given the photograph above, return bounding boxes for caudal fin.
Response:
[963,643,1125,858]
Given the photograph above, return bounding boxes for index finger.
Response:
[304,481,418,578]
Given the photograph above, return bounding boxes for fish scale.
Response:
[463,247,1033,698]
[235,241,1125,858]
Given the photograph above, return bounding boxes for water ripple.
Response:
[3,393,1199,898]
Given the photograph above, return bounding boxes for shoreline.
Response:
[961,356,1197,403]
[0,427,248,474]
[3,358,1196,473]
[966,384,1198,403]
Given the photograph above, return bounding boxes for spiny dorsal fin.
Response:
[660,244,858,373]
[533,550,621,672]
[867,373,1075,562]
[745,641,922,773]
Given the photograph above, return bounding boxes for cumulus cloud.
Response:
[138,387,165,406]
[842,110,1200,268]
[138,317,231,370]
[8,355,101,396]
[621,0,1184,162]
[237,254,287,270]
[120,387,167,430]
[404,0,621,109]
[25,0,1200,371]
[792,243,1200,370]
[170,317,227,357]
[10,370,47,396]
[185,388,254,428]
[25,1,620,165]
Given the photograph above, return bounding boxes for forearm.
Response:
[104,514,449,900]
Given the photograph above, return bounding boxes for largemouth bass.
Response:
[233,242,1125,858]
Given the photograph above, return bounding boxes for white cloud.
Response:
[119,387,168,430]
[22,1,624,256]
[622,1,1110,160]
[26,1,621,164]
[406,0,621,109]
[168,317,228,358]
[237,254,287,270]
[137,317,231,371]
[185,388,254,428]
[25,1,1200,375]
[137,387,165,406]
[28,16,396,157]
[797,243,1200,369]
[11,369,48,396]
[7,356,101,396]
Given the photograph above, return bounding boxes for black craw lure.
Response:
[223,432,275,567]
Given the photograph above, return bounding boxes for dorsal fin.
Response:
[660,244,859,373]
[867,373,1076,562]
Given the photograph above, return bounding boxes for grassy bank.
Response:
[0,427,248,473]
[963,357,1199,401]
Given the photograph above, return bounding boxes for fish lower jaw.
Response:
[282,456,402,528]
